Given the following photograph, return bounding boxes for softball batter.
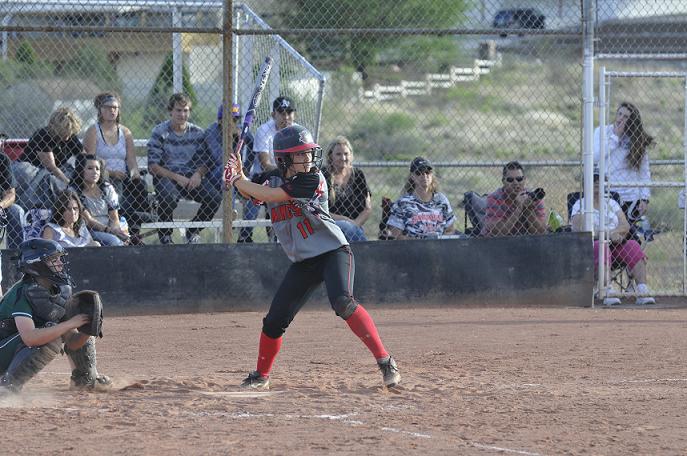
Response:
[224,125,400,389]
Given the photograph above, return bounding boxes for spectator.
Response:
[482,161,547,237]
[593,102,654,224]
[200,103,257,242]
[83,92,150,245]
[14,107,83,209]
[386,157,455,240]
[0,150,25,249]
[253,96,297,176]
[42,190,99,248]
[571,169,655,305]
[203,103,254,190]
[322,136,371,242]
[71,154,128,246]
[147,93,220,244]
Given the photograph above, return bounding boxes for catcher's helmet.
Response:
[273,125,322,173]
[18,238,72,287]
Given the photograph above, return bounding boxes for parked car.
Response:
[493,8,545,35]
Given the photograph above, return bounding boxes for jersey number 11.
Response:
[296,219,314,239]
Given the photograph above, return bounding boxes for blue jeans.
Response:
[91,230,123,246]
[154,175,222,240]
[4,204,25,249]
[237,197,260,242]
[335,220,367,242]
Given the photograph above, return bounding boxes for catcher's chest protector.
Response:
[24,282,70,324]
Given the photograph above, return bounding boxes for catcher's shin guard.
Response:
[0,339,62,392]
[64,337,112,391]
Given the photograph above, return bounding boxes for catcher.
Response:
[0,238,110,394]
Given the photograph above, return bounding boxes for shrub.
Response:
[61,44,122,93]
[143,52,198,130]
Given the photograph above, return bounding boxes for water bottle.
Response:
[118,216,131,243]
[639,216,654,242]
[119,216,129,233]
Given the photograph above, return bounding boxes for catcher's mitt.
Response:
[66,290,104,338]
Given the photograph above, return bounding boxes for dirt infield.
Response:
[2,306,687,455]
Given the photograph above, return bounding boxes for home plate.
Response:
[198,391,283,398]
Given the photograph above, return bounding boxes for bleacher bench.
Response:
[3,138,271,242]
[2,138,29,161]
[140,219,272,242]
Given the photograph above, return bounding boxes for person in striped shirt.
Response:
[147,93,221,244]
[481,161,547,237]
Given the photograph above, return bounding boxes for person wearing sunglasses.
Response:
[481,161,547,237]
[386,156,455,240]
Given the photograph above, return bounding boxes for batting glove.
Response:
[224,155,245,189]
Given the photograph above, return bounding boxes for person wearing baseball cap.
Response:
[410,156,433,174]
[201,101,254,197]
[385,156,456,240]
[272,96,296,114]
[216,102,242,122]
[253,96,297,176]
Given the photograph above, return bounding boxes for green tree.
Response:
[61,44,122,92]
[285,0,466,78]
[6,41,53,82]
[15,40,38,65]
[143,52,197,129]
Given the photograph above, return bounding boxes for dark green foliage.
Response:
[15,41,38,65]
[60,44,122,93]
[285,0,467,75]
[143,52,198,130]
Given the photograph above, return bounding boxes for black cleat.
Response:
[70,373,113,392]
[240,371,270,389]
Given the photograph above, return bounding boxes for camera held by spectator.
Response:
[526,187,546,201]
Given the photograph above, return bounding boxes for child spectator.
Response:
[71,154,128,246]
[42,190,99,248]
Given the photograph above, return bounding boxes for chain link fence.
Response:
[0,1,686,296]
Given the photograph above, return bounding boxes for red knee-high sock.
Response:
[256,332,282,377]
[345,305,389,360]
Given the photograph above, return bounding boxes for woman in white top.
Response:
[42,190,99,248]
[571,170,654,305]
[593,102,655,223]
[83,92,149,244]
[83,92,139,185]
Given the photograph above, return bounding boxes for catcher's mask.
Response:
[17,238,73,287]
[273,125,322,174]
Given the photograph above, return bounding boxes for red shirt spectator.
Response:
[481,161,547,237]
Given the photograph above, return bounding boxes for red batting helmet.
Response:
[272,125,322,173]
